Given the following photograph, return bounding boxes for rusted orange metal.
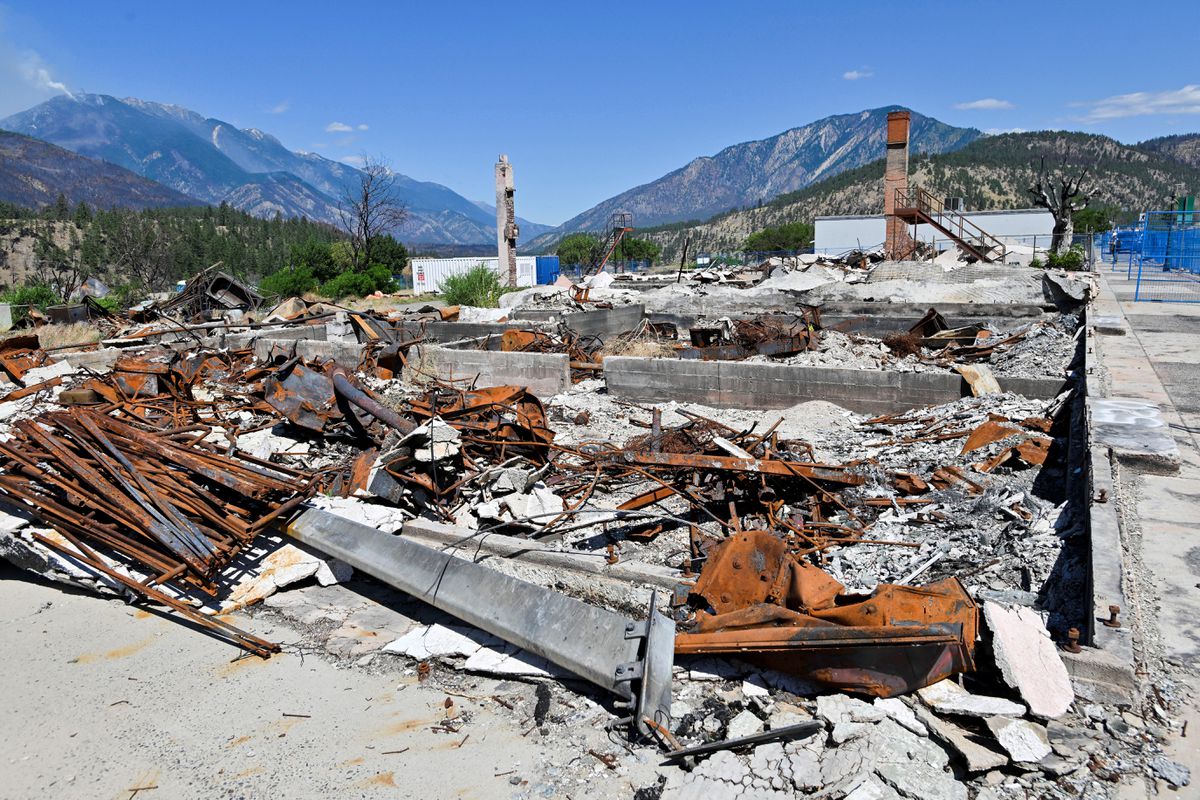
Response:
[619,450,864,486]
[960,419,1024,454]
[677,530,977,697]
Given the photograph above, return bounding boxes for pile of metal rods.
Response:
[0,406,313,656]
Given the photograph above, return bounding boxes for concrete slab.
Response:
[983,602,1074,719]
[1090,397,1180,473]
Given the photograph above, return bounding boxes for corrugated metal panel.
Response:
[412,257,537,294]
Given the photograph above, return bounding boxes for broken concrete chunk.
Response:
[817,693,886,724]
[832,721,872,743]
[983,601,1074,719]
[490,466,531,495]
[873,697,927,736]
[985,716,1052,763]
[311,495,410,532]
[844,777,903,800]
[1149,755,1191,788]
[725,709,764,739]
[382,623,501,660]
[236,425,310,461]
[912,704,1007,772]
[918,679,1025,718]
[463,644,555,677]
[400,418,461,463]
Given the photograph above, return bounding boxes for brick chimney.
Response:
[883,110,911,259]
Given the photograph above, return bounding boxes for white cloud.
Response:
[356,123,368,131]
[340,154,365,166]
[325,121,353,132]
[1075,84,1200,121]
[984,127,1026,135]
[954,98,1014,110]
[842,69,873,81]
[267,99,290,114]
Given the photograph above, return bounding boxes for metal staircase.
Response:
[583,212,635,277]
[893,188,1006,263]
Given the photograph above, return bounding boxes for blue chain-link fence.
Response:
[1114,211,1200,302]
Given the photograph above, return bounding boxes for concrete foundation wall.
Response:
[415,345,571,397]
[397,320,526,342]
[512,305,646,338]
[650,301,1048,337]
[604,356,1065,415]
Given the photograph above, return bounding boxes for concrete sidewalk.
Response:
[1094,265,1200,786]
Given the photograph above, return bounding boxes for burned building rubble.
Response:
[0,255,1189,800]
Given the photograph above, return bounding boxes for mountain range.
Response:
[636,130,1200,261]
[526,106,982,250]
[0,93,546,245]
[0,129,194,211]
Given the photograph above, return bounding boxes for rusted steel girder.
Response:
[618,451,864,486]
[676,530,977,697]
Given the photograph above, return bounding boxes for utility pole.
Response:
[495,155,518,287]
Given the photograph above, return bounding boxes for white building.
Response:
[814,208,1055,255]
[411,256,537,294]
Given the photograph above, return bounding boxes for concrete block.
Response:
[58,347,122,372]
[417,345,570,397]
[295,340,364,368]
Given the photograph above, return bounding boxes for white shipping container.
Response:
[411,256,537,294]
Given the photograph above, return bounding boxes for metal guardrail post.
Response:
[286,508,675,739]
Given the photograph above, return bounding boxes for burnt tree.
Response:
[1028,155,1090,255]
[337,156,407,270]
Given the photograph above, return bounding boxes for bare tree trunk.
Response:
[1051,214,1074,255]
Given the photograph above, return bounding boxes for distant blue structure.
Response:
[535,255,560,285]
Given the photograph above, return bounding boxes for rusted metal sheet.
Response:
[676,530,977,697]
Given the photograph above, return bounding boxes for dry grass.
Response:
[298,292,439,314]
[36,323,104,351]
[598,338,676,360]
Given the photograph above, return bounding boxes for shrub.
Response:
[1,284,60,322]
[319,264,397,300]
[260,265,318,299]
[1046,245,1086,271]
[1029,257,1045,269]
[440,263,508,307]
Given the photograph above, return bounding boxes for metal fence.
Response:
[1109,211,1200,302]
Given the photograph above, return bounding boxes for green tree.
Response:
[613,237,661,263]
[743,222,814,253]
[556,233,601,267]
[46,193,70,221]
[1072,205,1116,233]
[73,201,92,226]
[367,234,409,272]
[260,265,318,298]
[289,238,338,282]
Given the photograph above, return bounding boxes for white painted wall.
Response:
[412,256,537,293]
[814,209,1056,255]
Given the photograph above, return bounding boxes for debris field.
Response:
[0,257,1190,800]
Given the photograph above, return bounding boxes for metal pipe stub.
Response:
[286,508,674,740]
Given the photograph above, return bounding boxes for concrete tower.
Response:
[495,155,518,287]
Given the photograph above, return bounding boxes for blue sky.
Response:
[1,1,1199,224]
